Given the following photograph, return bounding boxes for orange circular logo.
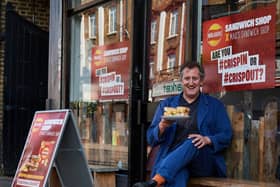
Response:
[207,23,223,47]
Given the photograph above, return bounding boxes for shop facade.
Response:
[47,0,280,186]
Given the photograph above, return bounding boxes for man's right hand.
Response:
[158,119,173,136]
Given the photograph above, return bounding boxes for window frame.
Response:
[169,9,178,37]
[150,20,157,44]
[149,61,155,79]
[167,54,176,72]
[89,13,97,39]
[108,6,117,34]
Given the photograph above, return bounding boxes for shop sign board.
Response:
[202,5,276,93]
[12,110,93,187]
[152,81,182,97]
[91,41,130,100]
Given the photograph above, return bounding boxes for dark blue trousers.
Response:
[156,139,216,187]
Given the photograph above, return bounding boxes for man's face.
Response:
[181,67,203,100]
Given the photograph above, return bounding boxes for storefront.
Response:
[48,0,152,186]
[48,0,280,186]
[201,0,280,182]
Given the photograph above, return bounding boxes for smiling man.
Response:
[133,61,233,187]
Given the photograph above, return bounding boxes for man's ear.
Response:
[200,80,204,87]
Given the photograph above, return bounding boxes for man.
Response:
[133,62,233,187]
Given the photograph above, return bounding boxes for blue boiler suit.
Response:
[147,93,232,187]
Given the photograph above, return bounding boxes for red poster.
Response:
[202,5,276,93]
[12,111,68,187]
[91,41,130,100]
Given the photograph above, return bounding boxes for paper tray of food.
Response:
[162,115,189,121]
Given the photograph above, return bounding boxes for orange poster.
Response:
[12,111,68,187]
[202,5,276,93]
[91,41,130,100]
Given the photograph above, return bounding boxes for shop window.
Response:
[201,0,280,183]
[169,10,178,37]
[108,6,117,34]
[89,13,97,39]
[148,0,187,102]
[69,0,131,171]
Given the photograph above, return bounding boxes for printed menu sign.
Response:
[91,41,130,100]
[202,5,276,93]
[12,111,68,187]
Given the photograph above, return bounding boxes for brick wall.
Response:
[4,0,49,31]
[0,0,49,175]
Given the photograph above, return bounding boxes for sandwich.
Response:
[163,107,178,116]
[163,106,190,116]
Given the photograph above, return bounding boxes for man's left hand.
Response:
[188,134,212,149]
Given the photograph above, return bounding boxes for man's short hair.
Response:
[180,61,205,80]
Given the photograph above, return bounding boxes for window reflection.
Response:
[202,0,280,182]
[69,0,131,170]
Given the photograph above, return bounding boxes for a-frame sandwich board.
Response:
[12,109,93,187]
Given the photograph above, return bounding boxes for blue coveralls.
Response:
[147,93,232,187]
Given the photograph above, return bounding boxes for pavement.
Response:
[0,176,13,187]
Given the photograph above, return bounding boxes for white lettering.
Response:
[225,19,255,32]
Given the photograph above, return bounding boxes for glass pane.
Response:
[169,10,178,36]
[89,14,97,38]
[148,0,188,102]
[69,0,132,170]
[68,0,80,9]
[109,6,117,33]
[201,0,280,182]
[151,21,157,43]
